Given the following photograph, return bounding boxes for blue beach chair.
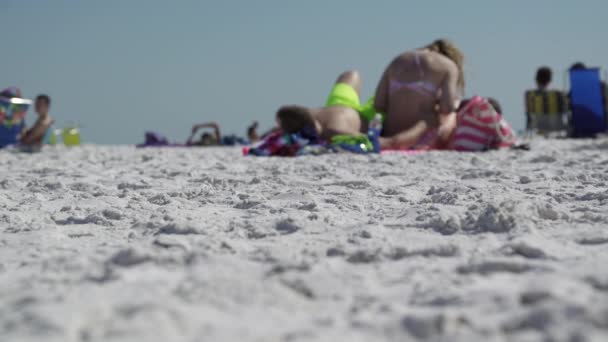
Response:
[569,68,606,137]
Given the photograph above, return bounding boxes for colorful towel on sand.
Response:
[245,127,379,157]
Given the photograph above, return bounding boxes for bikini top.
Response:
[389,52,439,98]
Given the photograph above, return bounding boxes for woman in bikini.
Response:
[374,39,465,149]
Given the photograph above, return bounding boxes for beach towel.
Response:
[245,126,379,157]
[449,96,517,151]
[245,126,322,157]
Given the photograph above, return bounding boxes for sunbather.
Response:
[185,121,252,146]
[374,39,465,149]
[276,70,374,140]
[187,122,220,146]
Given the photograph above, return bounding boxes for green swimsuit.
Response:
[325,83,378,122]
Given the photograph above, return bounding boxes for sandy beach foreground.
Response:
[1,140,607,341]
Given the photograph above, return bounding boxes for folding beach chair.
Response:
[0,96,30,148]
[525,89,568,135]
[569,68,606,137]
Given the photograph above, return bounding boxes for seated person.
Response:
[247,121,260,143]
[524,66,568,133]
[20,94,54,147]
[374,39,465,150]
[186,122,221,146]
[276,70,372,140]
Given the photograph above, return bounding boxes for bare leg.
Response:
[380,120,429,149]
[335,70,362,96]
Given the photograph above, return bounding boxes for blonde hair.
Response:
[426,39,465,91]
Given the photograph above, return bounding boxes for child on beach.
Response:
[20,94,54,147]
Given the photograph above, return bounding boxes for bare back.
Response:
[375,50,460,136]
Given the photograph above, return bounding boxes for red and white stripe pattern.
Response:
[449,96,517,151]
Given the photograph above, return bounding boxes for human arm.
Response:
[438,61,460,116]
[435,112,457,148]
[20,117,54,146]
[187,122,221,144]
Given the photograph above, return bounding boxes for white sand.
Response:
[1,140,607,342]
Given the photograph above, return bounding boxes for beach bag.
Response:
[450,96,517,151]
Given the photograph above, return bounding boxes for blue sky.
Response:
[2,0,607,144]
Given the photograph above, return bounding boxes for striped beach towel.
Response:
[449,96,517,151]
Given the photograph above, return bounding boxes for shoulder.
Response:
[424,51,457,76]
[389,51,414,67]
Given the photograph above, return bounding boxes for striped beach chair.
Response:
[525,89,568,135]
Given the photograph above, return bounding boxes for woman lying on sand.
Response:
[374,38,465,150]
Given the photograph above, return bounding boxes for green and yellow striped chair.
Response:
[525,90,568,134]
